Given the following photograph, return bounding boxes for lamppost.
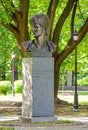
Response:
[72,31,79,112]
[11,52,16,96]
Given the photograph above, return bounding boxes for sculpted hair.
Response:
[29,13,50,35]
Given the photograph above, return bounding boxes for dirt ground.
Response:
[0,100,88,126]
[0,99,88,117]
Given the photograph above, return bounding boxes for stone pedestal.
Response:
[67,72,72,87]
[22,52,56,122]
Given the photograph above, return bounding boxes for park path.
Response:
[0,124,88,130]
[0,95,88,129]
[0,115,88,130]
[0,115,88,124]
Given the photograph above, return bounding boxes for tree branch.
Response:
[47,0,59,40]
[18,0,29,23]
[56,17,88,65]
[1,22,19,40]
[53,0,75,45]
[70,0,78,34]
[78,17,88,42]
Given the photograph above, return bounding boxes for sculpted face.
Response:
[23,13,56,52]
[32,24,45,38]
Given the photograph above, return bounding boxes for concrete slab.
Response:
[0,125,88,130]
[20,116,58,122]
[57,116,88,124]
[0,116,19,122]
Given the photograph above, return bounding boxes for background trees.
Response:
[0,0,88,98]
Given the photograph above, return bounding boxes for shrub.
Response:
[0,81,11,95]
[14,80,22,93]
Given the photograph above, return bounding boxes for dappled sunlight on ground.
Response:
[58,92,88,104]
[0,94,22,102]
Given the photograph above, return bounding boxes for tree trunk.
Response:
[54,59,61,98]
[1,0,88,100]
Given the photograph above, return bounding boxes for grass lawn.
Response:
[0,94,22,102]
[58,90,88,105]
[0,92,88,121]
[0,91,88,105]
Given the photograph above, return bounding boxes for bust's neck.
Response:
[35,32,47,49]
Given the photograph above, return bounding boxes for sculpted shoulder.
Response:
[22,40,34,51]
[46,41,57,52]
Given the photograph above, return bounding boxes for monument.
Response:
[22,13,57,122]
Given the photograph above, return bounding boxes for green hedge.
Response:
[14,80,22,93]
[0,80,23,95]
[0,81,11,95]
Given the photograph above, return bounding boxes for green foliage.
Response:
[78,75,88,86]
[60,33,88,86]
[0,0,88,87]
[58,0,88,80]
[0,0,15,23]
[59,119,72,124]
[14,80,22,93]
[0,128,14,130]
[29,0,50,17]
[0,81,11,95]
[78,91,88,95]
[0,25,20,81]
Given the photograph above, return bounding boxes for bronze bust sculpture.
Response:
[23,13,56,52]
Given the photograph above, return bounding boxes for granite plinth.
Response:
[24,51,52,57]
[22,52,54,122]
[20,116,58,123]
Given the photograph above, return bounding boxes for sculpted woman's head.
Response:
[23,13,56,52]
[29,13,50,36]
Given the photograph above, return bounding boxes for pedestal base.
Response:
[20,116,58,123]
[22,52,55,122]
[22,56,54,118]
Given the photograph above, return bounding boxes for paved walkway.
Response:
[0,125,88,130]
[0,116,88,130]
[0,115,88,124]
[58,116,88,124]
[0,116,19,122]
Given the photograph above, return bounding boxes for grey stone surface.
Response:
[24,51,52,57]
[32,57,54,117]
[22,54,54,119]
[2,125,88,130]
[22,58,32,117]
[20,116,57,123]
[67,72,72,87]
[0,116,19,122]
[30,117,58,122]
